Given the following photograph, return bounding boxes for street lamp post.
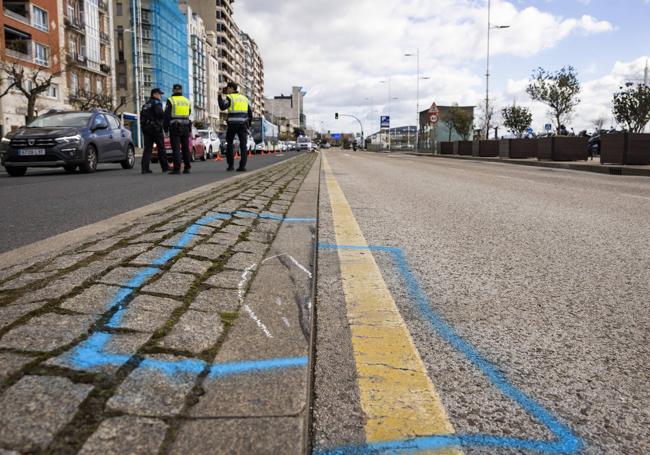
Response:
[405,49,431,151]
[485,0,509,140]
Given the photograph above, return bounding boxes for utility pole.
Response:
[485,0,509,140]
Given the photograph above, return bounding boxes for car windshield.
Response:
[198,131,210,138]
[28,113,93,128]
[297,137,310,143]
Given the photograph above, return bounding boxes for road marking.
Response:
[322,155,461,452]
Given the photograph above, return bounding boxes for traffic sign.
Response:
[526,127,534,135]
[544,123,553,132]
[380,116,390,128]
[429,113,439,125]
[428,102,439,115]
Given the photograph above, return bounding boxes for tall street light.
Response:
[485,0,509,140]
[404,49,431,151]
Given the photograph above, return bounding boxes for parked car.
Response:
[197,128,220,159]
[1,109,135,176]
[287,141,297,151]
[297,136,312,152]
[152,126,206,164]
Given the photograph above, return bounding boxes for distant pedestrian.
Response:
[140,88,169,174]
[218,82,253,172]
[164,84,192,175]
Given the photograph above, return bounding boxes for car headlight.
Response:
[1,137,10,144]
[55,135,82,144]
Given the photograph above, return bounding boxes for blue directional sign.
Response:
[332,133,342,140]
[526,127,534,134]
[544,123,553,131]
[380,116,390,128]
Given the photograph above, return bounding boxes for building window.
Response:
[96,78,102,93]
[32,6,49,32]
[71,73,78,94]
[116,1,123,16]
[84,76,91,93]
[34,43,49,66]
[47,84,59,99]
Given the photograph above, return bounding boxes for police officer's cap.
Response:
[173,84,183,91]
[151,88,164,96]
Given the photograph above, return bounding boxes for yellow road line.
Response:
[323,154,461,454]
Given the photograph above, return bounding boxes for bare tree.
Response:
[0,62,62,123]
[477,101,495,139]
[69,91,128,115]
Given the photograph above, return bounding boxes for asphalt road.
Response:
[314,151,650,454]
[0,152,294,253]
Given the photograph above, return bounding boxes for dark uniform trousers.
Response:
[226,123,248,169]
[142,129,169,172]
[170,121,192,170]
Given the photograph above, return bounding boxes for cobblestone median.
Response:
[0,154,316,454]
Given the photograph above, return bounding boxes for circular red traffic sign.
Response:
[429,113,439,124]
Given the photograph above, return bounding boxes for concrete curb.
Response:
[0,156,303,270]
[402,152,650,177]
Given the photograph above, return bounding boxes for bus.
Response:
[251,117,278,152]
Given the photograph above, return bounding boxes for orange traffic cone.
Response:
[214,151,223,161]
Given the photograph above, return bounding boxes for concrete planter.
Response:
[440,142,454,155]
[457,141,474,156]
[538,137,588,161]
[601,133,650,165]
[499,139,538,159]
[473,140,499,157]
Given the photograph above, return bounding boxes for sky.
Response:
[235,0,650,135]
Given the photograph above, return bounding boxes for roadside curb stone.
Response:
[141,272,196,297]
[161,310,224,353]
[113,295,182,333]
[0,313,95,352]
[191,288,240,314]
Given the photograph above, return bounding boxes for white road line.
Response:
[281,317,291,328]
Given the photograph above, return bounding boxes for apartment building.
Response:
[64,0,115,108]
[113,0,188,117]
[205,31,220,128]
[265,86,307,130]
[180,1,206,123]
[240,31,263,117]
[0,0,67,133]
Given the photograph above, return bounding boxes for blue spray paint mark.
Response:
[317,243,583,454]
[63,212,313,382]
[208,356,308,379]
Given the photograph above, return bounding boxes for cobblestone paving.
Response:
[0,154,315,454]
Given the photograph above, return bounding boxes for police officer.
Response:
[218,82,253,172]
[164,84,192,175]
[140,88,168,174]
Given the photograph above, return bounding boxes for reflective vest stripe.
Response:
[170,96,190,118]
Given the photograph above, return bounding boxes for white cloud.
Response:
[235,0,614,133]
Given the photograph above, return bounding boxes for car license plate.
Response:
[18,149,46,156]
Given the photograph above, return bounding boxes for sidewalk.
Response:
[404,152,650,177]
[0,153,318,454]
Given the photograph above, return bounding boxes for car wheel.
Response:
[63,164,77,173]
[191,148,196,162]
[121,145,135,169]
[200,148,207,161]
[79,145,98,173]
[207,147,213,159]
[5,166,27,177]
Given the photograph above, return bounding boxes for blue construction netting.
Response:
[151,0,189,95]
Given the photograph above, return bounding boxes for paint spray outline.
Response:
[317,243,583,455]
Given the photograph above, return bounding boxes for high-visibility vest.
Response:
[227,93,249,113]
[169,95,191,118]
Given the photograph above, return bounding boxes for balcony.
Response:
[3,5,30,25]
[98,0,108,10]
[100,63,110,73]
[99,31,110,43]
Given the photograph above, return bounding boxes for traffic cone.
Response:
[214,151,223,161]
[248,149,252,157]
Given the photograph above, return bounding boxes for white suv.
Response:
[197,129,220,159]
